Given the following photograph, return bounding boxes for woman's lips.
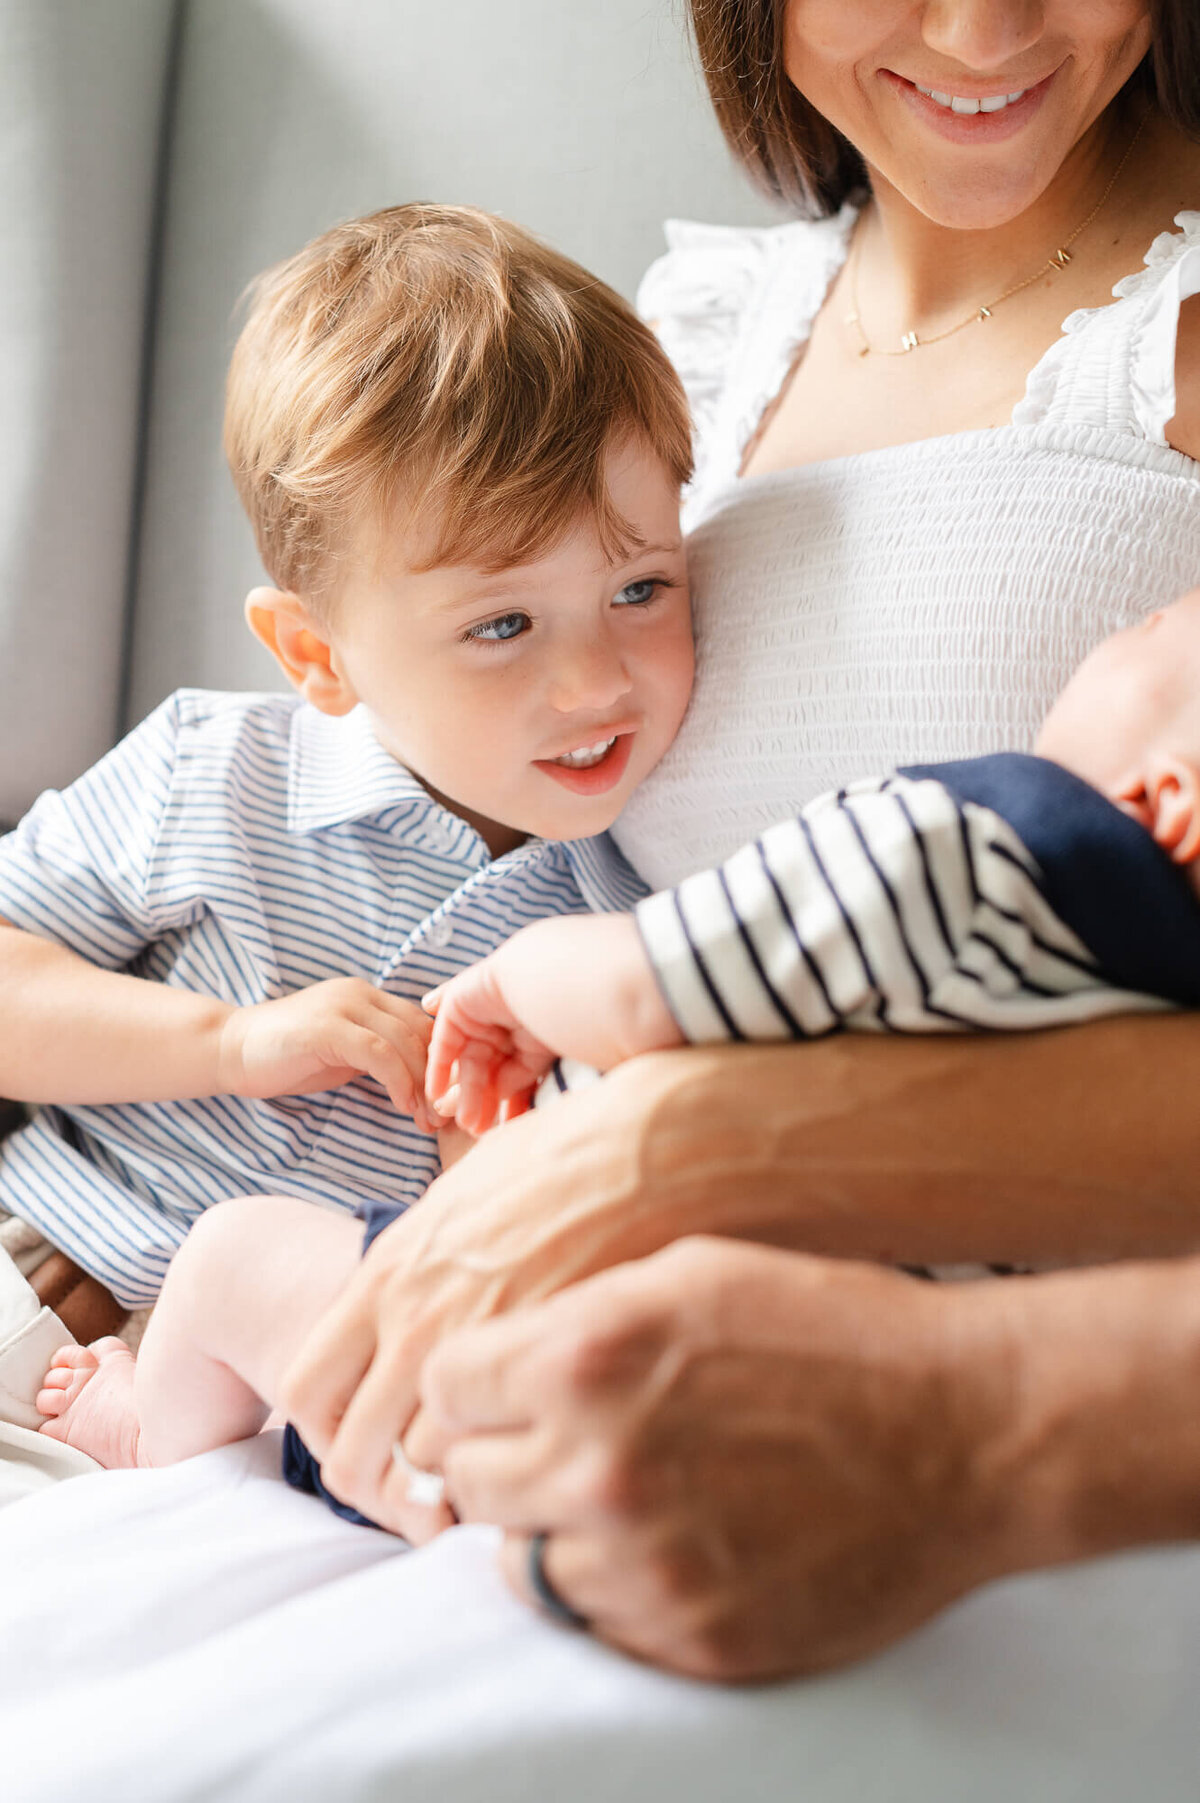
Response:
[885,68,1055,144]
[534,731,634,795]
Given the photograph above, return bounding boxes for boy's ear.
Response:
[243,587,359,717]
[1115,757,1200,865]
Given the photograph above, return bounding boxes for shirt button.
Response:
[426,917,453,949]
[425,822,455,854]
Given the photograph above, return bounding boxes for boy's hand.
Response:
[424,914,682,1136]
[218,979,442,1132]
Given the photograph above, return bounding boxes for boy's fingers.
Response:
[372,992,434,1046]
[337,1022,437,1131]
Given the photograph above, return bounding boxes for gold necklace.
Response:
[845,115,1146,357]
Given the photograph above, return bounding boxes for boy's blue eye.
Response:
[614,578,659,608]
[467,611,530,643]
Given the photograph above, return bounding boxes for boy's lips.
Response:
[534,731,635,795]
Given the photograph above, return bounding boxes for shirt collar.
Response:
[287,704,443,835]
[900,752,1200,1006]
[561,833,650,913]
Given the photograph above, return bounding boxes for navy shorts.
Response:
[281,1198,407,1528]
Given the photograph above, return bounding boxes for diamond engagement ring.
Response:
[390,1439,447,1508]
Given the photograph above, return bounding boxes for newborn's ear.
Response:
[1127,759,1200,865]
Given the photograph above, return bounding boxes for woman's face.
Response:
[783,1,1154,227]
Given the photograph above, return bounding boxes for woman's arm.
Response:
[408,1239,1200,1680]
[281,1011,1200,1534]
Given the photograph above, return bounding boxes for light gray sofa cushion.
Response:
[0,0,176,819]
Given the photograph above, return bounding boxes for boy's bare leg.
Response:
[36,1197,364,1469]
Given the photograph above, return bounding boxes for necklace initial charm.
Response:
[846,114,1145,359]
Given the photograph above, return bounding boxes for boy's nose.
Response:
[547,634,633,714]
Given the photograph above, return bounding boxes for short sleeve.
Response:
[0,694,183,966]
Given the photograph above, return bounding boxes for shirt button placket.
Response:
[426,916,453,950]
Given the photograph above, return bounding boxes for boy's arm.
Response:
[0,919,235,1101]
[0,921,440,1124]
[0,699,440,1124]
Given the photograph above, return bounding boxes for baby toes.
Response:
[35,1344,100,1417]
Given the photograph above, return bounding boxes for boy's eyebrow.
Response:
[429,542,685,614]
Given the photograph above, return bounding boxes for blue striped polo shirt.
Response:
[0,690,645,1305]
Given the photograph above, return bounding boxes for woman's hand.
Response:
[278,1049,698,1538]
[406,1237,1014,1680]
[409,1241,1200,1681]
[279,1017,1200,1535]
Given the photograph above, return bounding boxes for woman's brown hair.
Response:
[688,1,1200,215]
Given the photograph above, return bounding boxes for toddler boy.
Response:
[16,202,693,1463]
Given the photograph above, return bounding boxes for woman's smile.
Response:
[884,66,1058,147]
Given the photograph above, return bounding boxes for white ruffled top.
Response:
[613,209,1200,892]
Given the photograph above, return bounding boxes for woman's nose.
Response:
[920,0,1045,71]
[547,632,633,714]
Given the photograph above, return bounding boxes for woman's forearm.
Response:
[390,1015,1200,1324]
[969,1255,1200,1572]
[620,1015,1200,1267]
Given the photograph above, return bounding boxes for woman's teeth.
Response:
[552,737,617,769]
[914,85,1026,115]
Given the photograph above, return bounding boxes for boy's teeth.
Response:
[553,737,617,769]
[915,85,1026,115]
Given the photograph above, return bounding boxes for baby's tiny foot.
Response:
[37,1336,144,1469]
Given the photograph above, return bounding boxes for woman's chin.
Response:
[873,157,1065,233]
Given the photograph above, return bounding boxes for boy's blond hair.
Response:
[224,204,693,603]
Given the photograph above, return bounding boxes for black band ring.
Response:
[527,1532,589,1631]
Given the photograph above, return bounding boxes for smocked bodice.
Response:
[613,211,1200,890]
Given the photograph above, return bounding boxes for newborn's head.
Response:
[1036,588,1200,871]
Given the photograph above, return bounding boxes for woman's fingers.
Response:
[276,1293,377,1463]
[419,1304,557,1435]
[314,1326,456,1537]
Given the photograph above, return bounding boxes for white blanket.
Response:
[3,1431,1199,1803]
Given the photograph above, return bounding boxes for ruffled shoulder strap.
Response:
[638,210,858,502]
[1014,211,1200,447]
[1127,211,1200,444]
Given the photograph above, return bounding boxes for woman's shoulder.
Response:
[1018,209,1200,461]
[636,208,855,330]
[637,206,859,480]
